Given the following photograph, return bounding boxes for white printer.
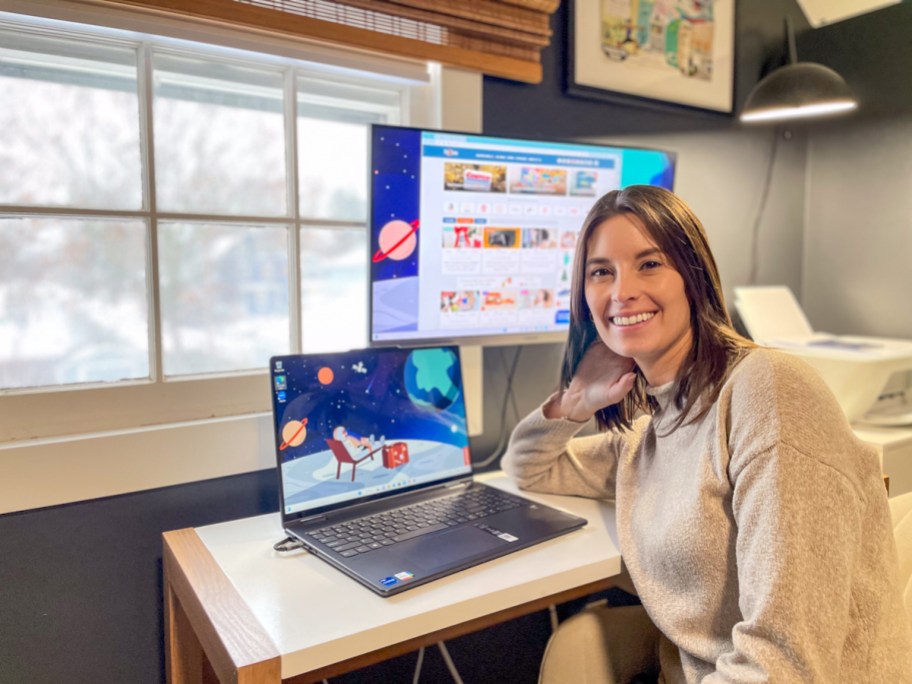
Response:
[734,286,912,426]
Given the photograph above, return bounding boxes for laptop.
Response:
[269,345,587,596]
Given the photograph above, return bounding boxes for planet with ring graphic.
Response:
[279,418,308,450]
[372,219,419,262]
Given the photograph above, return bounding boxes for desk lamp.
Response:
[740,18,858,123]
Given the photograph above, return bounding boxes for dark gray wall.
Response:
[802,114,912,339]
[0,472,278,683]
[798,3,912,340]
[482,0,812,139]
[3,1,910,682]
[798,2,912,119]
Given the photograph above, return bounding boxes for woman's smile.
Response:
[609,311,657,328]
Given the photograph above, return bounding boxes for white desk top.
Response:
[194,473,621,679]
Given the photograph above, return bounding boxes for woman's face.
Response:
[584,213,693,386]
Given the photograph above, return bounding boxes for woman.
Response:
[502,186,911,683]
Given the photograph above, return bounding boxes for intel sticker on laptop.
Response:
[380,571,415,587]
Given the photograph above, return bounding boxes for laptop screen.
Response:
[270,346,473,518]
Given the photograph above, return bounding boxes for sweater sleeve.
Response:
[707,442,862,682]
[501,401,646,500]
[706,352,874,682]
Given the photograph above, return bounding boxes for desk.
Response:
[854,424,912,497]
[163,474,622,683]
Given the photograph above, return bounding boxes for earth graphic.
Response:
[404,348,460,412]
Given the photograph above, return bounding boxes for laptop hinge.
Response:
[295,514,327,524]
[444,479,472,490]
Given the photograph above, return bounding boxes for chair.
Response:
[325,438,379,482]
[539,603,660,684]
[540,569,660,684]
[890,491,912,625]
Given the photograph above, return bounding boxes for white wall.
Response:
[803,115,912,338]
[592,126,808,302]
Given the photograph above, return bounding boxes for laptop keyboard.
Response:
[306,487,525,558]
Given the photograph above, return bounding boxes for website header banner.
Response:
[422,145,617,169]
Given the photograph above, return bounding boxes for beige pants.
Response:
[539,604,661,684]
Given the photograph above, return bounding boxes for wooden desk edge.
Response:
[164,528,281,684]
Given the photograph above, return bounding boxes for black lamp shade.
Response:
[740,62,858,123]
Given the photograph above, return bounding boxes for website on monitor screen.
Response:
[370,126,675,345]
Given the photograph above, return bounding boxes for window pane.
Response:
[300,228,367,352]
[0,216,149,389]
[297,75,400,221]
[158,222,290,375]
[297,120,368,221]
[0,30,142,209]
[153,52,287,216]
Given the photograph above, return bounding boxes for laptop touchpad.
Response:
[410,526,507,573]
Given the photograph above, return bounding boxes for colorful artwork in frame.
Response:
[567,0,735,114]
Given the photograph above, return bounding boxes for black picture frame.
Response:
[565,0,735,115]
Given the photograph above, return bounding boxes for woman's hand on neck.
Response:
[545,342,636,422]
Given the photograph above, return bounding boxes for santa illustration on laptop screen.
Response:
[272,347,472,517]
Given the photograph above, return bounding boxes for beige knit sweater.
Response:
[503,348,912,682]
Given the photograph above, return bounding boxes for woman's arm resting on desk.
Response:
[501,407,648,500]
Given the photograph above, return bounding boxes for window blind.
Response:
[86,0,561,83]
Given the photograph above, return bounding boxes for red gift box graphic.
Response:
[382,442,409,468]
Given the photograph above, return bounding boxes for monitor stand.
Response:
[460,345,483,436]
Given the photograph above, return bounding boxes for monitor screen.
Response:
[369,124,676,347]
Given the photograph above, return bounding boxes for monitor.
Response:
[368,124,676,348]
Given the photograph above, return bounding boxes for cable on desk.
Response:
[273,536,307,553]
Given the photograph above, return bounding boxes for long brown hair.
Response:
[560,185,753,431]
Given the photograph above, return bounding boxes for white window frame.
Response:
[0,1,482,515]
[0,3,440,442]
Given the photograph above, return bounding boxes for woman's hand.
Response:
[546,342,636,422]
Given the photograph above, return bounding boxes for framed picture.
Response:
[567,0,735,114]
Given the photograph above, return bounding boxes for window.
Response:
[0,12,433,441]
